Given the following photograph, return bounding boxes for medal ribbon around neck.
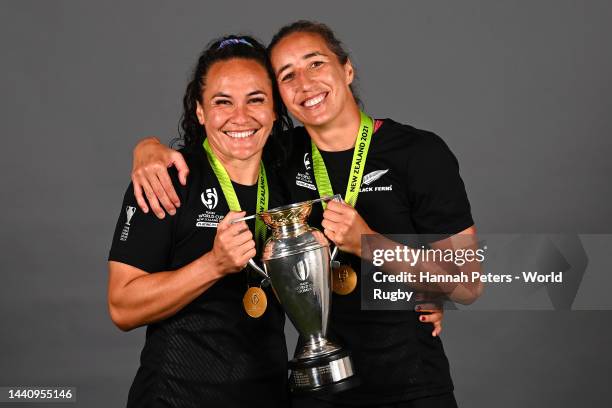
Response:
[203,138,268,250]
[311,111,374,208]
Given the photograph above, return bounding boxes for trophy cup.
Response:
[246,198,358,394]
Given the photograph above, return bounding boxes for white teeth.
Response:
[225,130,256,139]
[303,93,326,107]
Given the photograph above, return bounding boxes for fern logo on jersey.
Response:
[360,169,393,193]
[201,188,218,210]
[362,169,389,186]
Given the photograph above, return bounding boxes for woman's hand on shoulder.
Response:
[131,137,190,219]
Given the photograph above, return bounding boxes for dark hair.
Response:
[268,20,361,106]
[177,35,293,169]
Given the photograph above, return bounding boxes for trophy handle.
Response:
[330,245,341,269]
[227,216,270,282]
[328,194,342,269]
[248,259,270,281]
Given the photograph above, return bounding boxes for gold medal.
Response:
[243,286,267,318]
[332,265,357,295]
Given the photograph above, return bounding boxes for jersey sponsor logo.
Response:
[296,179,317,190]
[360,169,393,193]
[201,188,218,210]
[120,206,137,241]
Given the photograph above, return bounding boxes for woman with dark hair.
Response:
[127,21,462,407]
[266,21,481,408]
[107,35,292,407]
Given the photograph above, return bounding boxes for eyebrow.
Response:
[211,90,267,98]
[276,51,328,77]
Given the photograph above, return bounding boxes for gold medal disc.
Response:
[243,287,267,318]
[332,265,357,295]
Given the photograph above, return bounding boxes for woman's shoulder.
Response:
[376,118,456,161]
[166,145,208,188]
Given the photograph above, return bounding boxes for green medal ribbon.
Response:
[203,138,268,249]
[311,111,374,208]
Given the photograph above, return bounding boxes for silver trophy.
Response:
[246,197,358,394]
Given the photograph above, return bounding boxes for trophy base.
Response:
[288,349,359,394]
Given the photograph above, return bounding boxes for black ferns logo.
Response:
[293,260,310,281]
[362,169,389,186]
[201,188,218,210]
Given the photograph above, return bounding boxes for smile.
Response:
[301,92,327,108]
[224,129,258,139]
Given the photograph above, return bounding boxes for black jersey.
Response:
[108,146,288,408]
[283,119,474,405]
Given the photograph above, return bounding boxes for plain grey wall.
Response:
[1,1,611,407]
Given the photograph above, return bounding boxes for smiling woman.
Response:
[107,36,292,408]
[195,58,275,183]
[270,31,357,138]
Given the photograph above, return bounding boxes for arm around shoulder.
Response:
[131,137,191,218]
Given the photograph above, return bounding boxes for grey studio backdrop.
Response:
[1,1,611,407]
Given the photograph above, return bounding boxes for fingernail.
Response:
[169,210,176,216]
[419,316,425,321]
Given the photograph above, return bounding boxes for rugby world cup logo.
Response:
[293,260,310,282]
[125,206,136,225]
[303,153,312,170]
[201,188,218,210]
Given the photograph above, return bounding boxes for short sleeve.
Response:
[108,183,175,272]
[406,131,474,235]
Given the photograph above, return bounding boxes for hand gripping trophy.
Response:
[244,195,359,394]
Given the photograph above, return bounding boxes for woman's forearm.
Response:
[108,252,222,331]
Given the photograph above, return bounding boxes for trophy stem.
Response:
[297,336,341,360]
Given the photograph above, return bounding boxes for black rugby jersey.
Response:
[109,146,288,408]
[283,119,474,405]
